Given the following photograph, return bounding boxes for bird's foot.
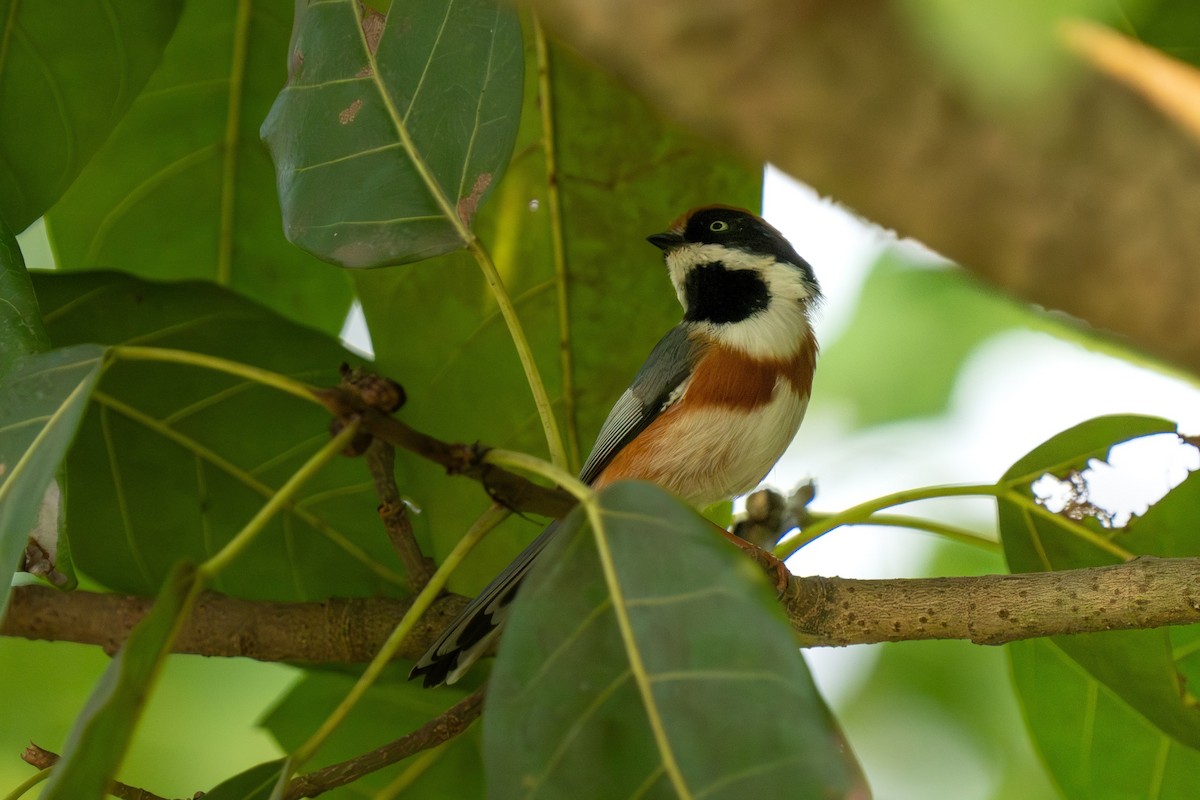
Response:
[716,526,791,597]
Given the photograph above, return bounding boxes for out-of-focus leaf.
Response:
[0,0,182,231]
[0,218,48,375]
[33,271,406,600]
[1000,415,1200,795]
[261,0,523,267]
[0,344,103,619]
[44,0,353,332]
[40,561,198,800]
[1119,0,1200,67]
[355,40,761,592]
[203,759,286,800]
[262,671,484,799]
[485,482,864,800]
[818,253,1033,428]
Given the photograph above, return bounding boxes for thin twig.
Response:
[533,15,581,472]
[19,745,174,800]
[283,687,485,799]
[365,440,435,591]
[315,386,576,519]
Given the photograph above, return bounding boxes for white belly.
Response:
[655,380,809,507]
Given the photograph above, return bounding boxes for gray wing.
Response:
[578,324,707,485]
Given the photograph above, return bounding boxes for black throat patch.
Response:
[682,262,770,324]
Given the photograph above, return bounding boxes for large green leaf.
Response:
[485,482,863,799]
[261,0,523,266]
[0,344,103,619]
[40,561,198,800]
[0,218,48,376]
[0,0,181,231]
[1000,415,1200,796]
[262,670,485,799]
[33,271,406,600]
[44,0,353,332]
[355,40,761,592]
[1012,637,1200,799]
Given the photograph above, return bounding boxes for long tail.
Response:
[409,520,561,687]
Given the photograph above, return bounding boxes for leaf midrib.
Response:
[585,501,693,799]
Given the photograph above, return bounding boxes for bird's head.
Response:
[647,206,820,332]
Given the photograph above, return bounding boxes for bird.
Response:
[409,205,821,687]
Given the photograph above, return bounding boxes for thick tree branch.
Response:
[784,556,1200,646]
[527,0,1200,375]
[8,557,1200,659]
[2,584,466,662]
[283,687,485,799]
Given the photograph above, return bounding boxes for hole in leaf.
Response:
[1032,433,1199,528]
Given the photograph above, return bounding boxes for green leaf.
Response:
[203,759,287,800]
[0,343,103,619]
[261,0,523,266]
[0,220,72,593]
[40,561,199,800]
[1000,414,1176,490]
[1000,416,1200,794]
[1116,0,1200,68]
[0,218,49,376]
[0,0,182,231]
[485,482,863,800]
[34,271,406,600]
[818,253,1034,427]
[44,0,353,333]
[262,671,485,799]
[355,40,761,592]
[1012,638,1200,800]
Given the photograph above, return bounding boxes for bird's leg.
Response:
[711,522,792,596]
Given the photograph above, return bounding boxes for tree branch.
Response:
[1,585,465,663]
[314,384,576,520]
[8,557,1200,659]
[365,439,435,592]
[783,556,1200,646]
[526,0,1200,375]
[283,687,484,799]
[20,744,171,800]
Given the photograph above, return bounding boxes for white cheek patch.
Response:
[665,243,817,360]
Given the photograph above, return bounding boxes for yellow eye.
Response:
[709,220,729,232]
